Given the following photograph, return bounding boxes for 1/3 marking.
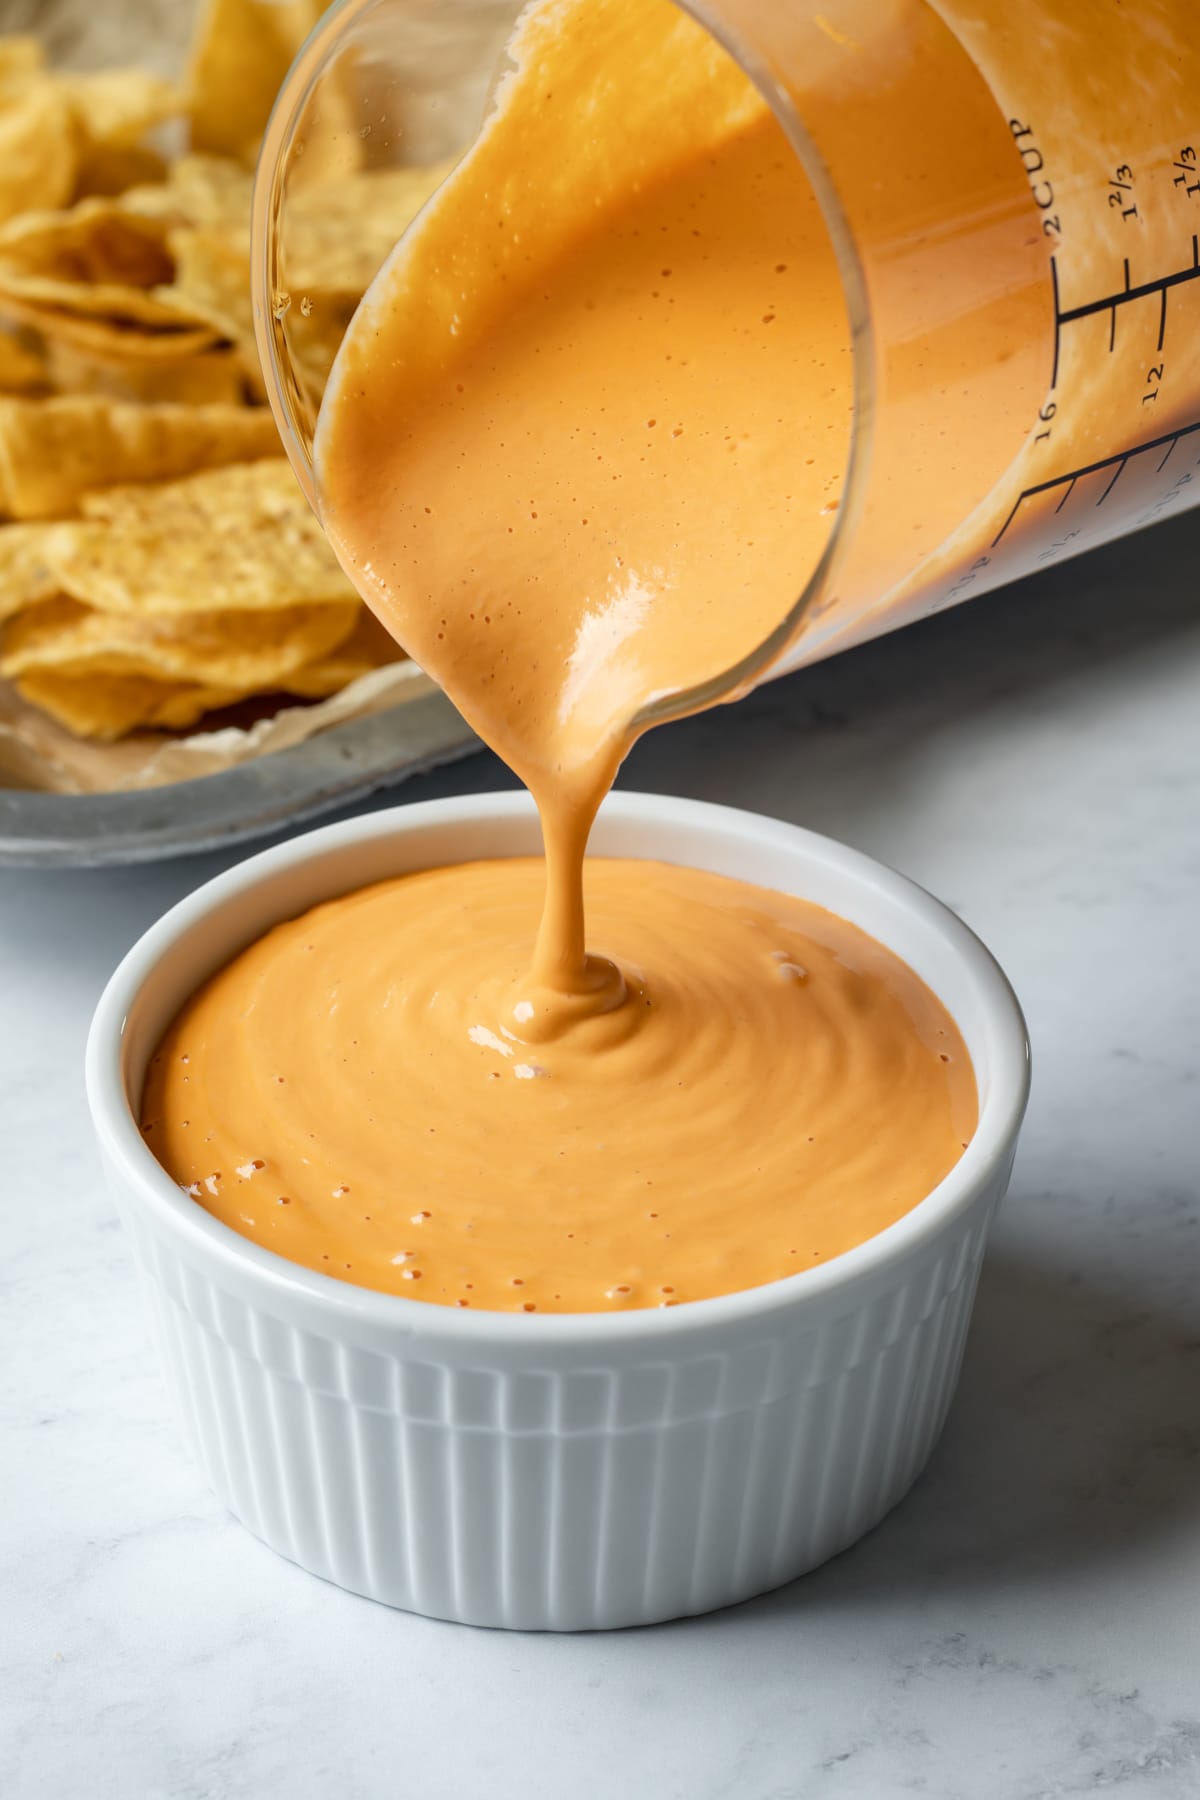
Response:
[1173,146,1200,197]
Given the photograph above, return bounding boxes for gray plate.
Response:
[0,693,479,868]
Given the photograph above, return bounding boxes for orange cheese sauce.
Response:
[146,0,983,1309]
[141,859,976,1312]
[315,1,857,1005]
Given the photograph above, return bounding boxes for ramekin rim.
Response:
[85,789,1030,1345]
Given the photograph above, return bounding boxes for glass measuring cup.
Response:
[253,0,1200,720]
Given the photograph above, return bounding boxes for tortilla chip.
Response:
[0,80,78,227]
[156,224,253,349]
[289,301,358,395]
[136,160,457,397]
[250,160,456,411]
[286,163,458,296]
[0,289,218,360]
[158,225,351,399]
[0,39,45,86]
[125,153,252,236]
[145,153,253,230]
[0,396,279,519]
[11,604,397,740]
[284,607,404,694]
[39,334,246,405]
[0,327,44,395]
[171,154,253,234]
[186,0,329,164]
[13,666,244,740]
[0,269,198,332]
[59,70,180,153]
[0,521,66,621]
[47,459,357,615]
[0,61,178,216]
[0,199,176,285]
[0,199,193,330]
[74,143,169,203]
[155,224,267,396]
[8,631,396,742]
[2,592,359,688]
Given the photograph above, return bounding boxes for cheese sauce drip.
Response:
[141,859,977,1312]
[314,0,853,1016]
[145,0,982,1310]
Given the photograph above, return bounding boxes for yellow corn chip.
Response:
[59,70,180,152]
[0,199,193,330]
[80,456,280,523]
[155,224,253,351]
[0,270,201,332]
[169,154,253,234]
[0,396,279,519]
[0,80,77,227]
[74,144,169,204]
[2,592,359,688]
[122,156,251,244]
[289,300,358,397]
[0,39,45,85]
[286,162,458,296]
[109,180,185,229]
[1,60,177,213]
[0,18,404,752]
[11,624,396,740]
[0,290,218,361]
[154,224,267,398]
[186,0,328,164]
[39,334,246,406]
[0,199,174,286]
[261,161,457,408]
[47,459,356,615]
[0,327,44,394]
[125,154,252,237]
[8,605,396,741]
[0,520,66,621]
[284,607,404,694]
[14,666,244,740]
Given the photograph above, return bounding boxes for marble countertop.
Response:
[4,514,1199,1800]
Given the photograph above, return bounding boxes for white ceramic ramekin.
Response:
[87,792,1029,1631]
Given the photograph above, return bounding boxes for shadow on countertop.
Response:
[715,1244,1200,1622]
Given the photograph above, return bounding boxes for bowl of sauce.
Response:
[87,788,1029,1630]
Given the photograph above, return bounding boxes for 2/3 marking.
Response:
[1108,164,1138,221]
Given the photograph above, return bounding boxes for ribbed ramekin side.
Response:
[115,1170,1000,1631]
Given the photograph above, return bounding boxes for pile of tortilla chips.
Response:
[0,0,445,750]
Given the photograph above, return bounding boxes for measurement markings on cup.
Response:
[991,417,1200,546]
[1049,235,1200,387]
[1008,223,1200,548]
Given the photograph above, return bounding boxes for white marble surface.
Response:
[3,515,1200,1799]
